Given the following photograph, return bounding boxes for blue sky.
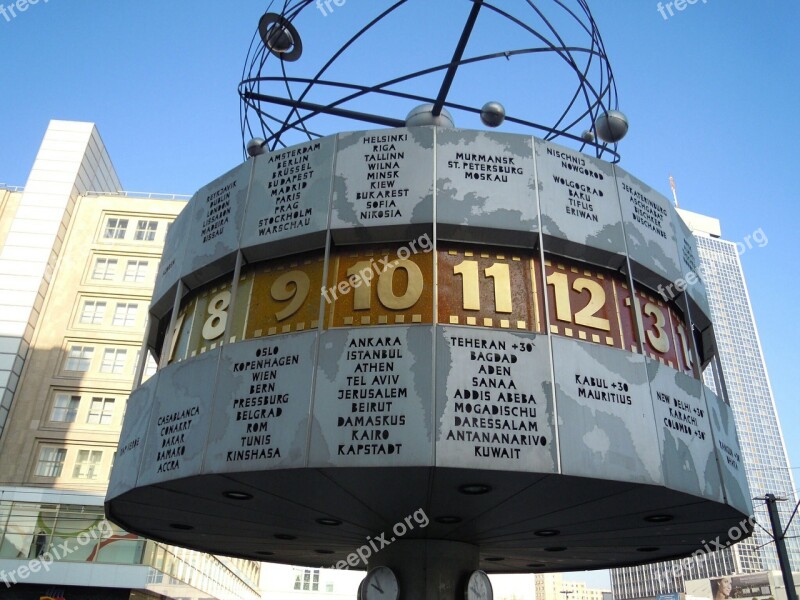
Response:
[2,0,799,590]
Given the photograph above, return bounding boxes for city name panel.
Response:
[106,127,752,572]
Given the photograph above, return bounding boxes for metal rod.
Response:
[242,76,619,161]
[765,493,798,600]
[243,91,405,128]
[431,0,484,116]
[783,499,800,535]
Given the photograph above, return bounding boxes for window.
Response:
[124,260,149,283]
[135,349,159,382]
[87,397,115,425]
[34,447,67,477]
[134,220,158,241]
[100,348,127,374]
[79,300,106,325]
[65,346,94,372]
[143,353,158,380]
[51,394,80,423]
[91,258,118,281]
[72,449,103,480]
[103,218,129,239]
[112,303,138,327]
[294,569,319,592]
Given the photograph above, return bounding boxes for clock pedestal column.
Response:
[366,540,479,600]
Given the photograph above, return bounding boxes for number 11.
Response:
[453,260,512,313]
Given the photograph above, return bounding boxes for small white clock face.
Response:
[361,566,399,600]
[465,570,493,600]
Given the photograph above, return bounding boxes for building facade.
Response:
[535,573,610,600]
[259,565,364,600]
[611,209,799,599]
[483,575,534,600]
[0,121,261,600]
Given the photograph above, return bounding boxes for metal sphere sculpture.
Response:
[239,0,625,161]
[246,137,267,157]
[480,101,506,128]
[595,109,629,143]
[405,103,456,128]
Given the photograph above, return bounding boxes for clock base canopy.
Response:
[106,466,751,573]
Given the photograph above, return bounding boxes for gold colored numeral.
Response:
[271,270,310,321]
[546,271,572,322]
[573,278,610,330]
[675,322,693,369]
[378,259,423,310]
[643,302,670,354]
[347,261,373,311]
[166,312,186,363]
[484,262,512,313]
[247,255,321,338]
[547,272,610,331]
[202,290,231,341]
[348,259,424,311]
[453,260,481,311]
[454,260,513,313]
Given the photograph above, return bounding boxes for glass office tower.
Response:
[611,209,799,599]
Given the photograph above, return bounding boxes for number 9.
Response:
[271,270,311,321]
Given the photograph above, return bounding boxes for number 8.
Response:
[202,290,231,340]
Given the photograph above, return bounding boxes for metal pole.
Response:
[431,0,484,116]
[765,494,798,600]
[242,91,406,128]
